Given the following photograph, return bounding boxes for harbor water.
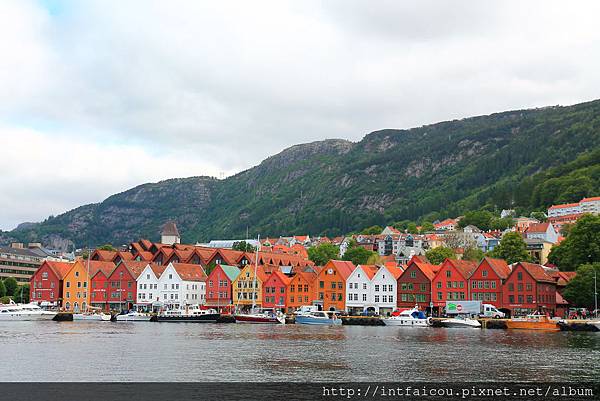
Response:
[1,322,599,382]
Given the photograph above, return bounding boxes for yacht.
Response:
[382,306,432,327]
[115,311,151,322]
[441,315,482,328]
[295,310,342,325]
[72,312,112,321]
[505,312,559,331]
[0,302,57,321]
[152,305,220,322]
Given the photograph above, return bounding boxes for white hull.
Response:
[589,320,600,330]
[0,313,56,321]
[115,313,151,322]
[73,313,112,321]
[442,318,481,328]
[382,317,430,327]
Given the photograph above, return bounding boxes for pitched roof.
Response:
[549,202,581,209]
[517,262,557,284]
[269,270,292,286]
[481,257,511,280]
[406,261,440,281]
[91,249,117,262]
[218,265,241,282]
[88,260,116,278]
[161,221,180,236]
[444,259,479,279]
[44,260,74,280]
[581,196,600,203]
[387,266,404,280]
[119,260,153,279]
[172,263,207,281]
[357,264,379,280]
[525,222,550,233]
[556,291,569,305]
[325,260,356,280]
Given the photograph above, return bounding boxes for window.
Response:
[526,283,532,291]
[375,285,380,292]
[66,281,70,288]
[437,282,442,289]
[353,294,358,301]
[517,283,523,292]
[374,295,379,303]
[290,284,295,292]
[304,285,309,292]
[337,282,342,289]
[446,270,451,278]
[382,295,387,303]
[410,271,416,278]
[362,283,367,290]
[362,294,367,301]
[509,295,514,303]
[471,281,476,289]
[482,270,488,277]
[484,281,489,289]
[420,283,426,292]
[508,283,514,291]
[491,281,496,289]
[42,272,48,279]
[518,295,524,303]
[319,281,324,288]
[517,272,523,281]
[437,292,443,300]
[169,274,173,279]
[75,271,79,277]
[527,295,533,303]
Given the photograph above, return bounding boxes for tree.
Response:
[308,243,339,266]
[419,222,435,234]
[98,244,117,252]
[488,232,530,264]
[458,210,494,231]
[361,225,383,235]
[406,223,418,234]
[530,211,547,222]
[489,217,514,231]
[425,247,455,265]
[12,284,29,303]
[3,277,18,297]
[548,214,600,271]
[232,241,256,252]
[463,247,484,262]
[343,246,376,265]
[366,253,383,265]
[0,280,5,298]
[562,263,600,309]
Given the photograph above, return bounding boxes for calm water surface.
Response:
[1,322,598,382]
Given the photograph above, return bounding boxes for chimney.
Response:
[10,242,24,249]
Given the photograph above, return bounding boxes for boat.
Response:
[115,311,151,322]
[382,306,432,327]
[0,302,57,321]
[441,315,482,328]
[234,309,286,324]
[152,304,220,322]
[589,320,600,331]
[73,312,112,321]
[505,312,560,331]
[295,310,342,325]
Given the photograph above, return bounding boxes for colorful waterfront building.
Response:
[62,260,89,312]
[467,257,511,309]
[502,262,557,316]
[262,270,292,311]
[205,264,240,311]
[135,263,167,311]
[232,264,268,310]
[431,259,479,311]
[396,260,440,312]
[30,260,74,306]
[106,260,149,311]
[313,260,356,312]
[89,261,118,310]
[286,270,317,313]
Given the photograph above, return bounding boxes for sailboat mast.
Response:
[252,235,260,310]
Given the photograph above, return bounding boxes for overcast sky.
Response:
[1,1,599,231]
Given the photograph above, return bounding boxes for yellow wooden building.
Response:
[231,264,267,309]
[62,260,90,312]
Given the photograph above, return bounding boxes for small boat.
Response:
[441,315,481,328]
[73,312,112,321]
[115,311,151,322]
[152,305,220,322]
[295,310,342,325]
[505,312,559,331]
[234,309,286,324]
[382,306,432,327]
[0,302,57,321]
[589,320,600,331]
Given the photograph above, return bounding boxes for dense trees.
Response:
[232,241,256,252]
[308,243,339,266]
[425,247,455,265]
[97,244,117,251]
[361,225,383,235]
[12,284,29,303]
[463,247,485,262]
[488,232,531,264]
[0,280,5,298]
[342,246,377,266]
[548,214,600,271]
[3,277,18,297]
[562,263,600,309]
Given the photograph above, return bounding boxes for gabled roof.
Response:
[581,196,600,203]
[217,265,241,282]
[405,261,440,281]
[525,222,551,233]
[324,260,356,280]
[516,262,557,284]
[44,260,75,280]
[269,270,292,286]
[91,249,117,262]
[386,266,404,280]
[480,257,511,279]
[171,263,207,282]
[443,259,479,279]
[548,202,581,209]
[88,260,117,279]
[556,292,569,305]
[357,264,379,280]
[118,260,152,279]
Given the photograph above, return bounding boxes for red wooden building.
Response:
[205,264,241,311]
[502,262,558,316]
[30,261,73,306]
[89,261,117,310]
[431,259,478,312]
[262,270,292,311]
[468,257,511,309]
[106,260,148,311]
[396,260,440,312]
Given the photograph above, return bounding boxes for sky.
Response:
[1,0,600,231]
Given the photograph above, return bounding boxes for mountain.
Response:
[3,99,600,249]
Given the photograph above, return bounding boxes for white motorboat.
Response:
[441,315,481,328]
[0,302,57,321]
[382,306,432,327]
[234,309,286,324]
[115,311,151,322]
[153,305,220,322]
[73,312,112,321]
[295,310,342,325]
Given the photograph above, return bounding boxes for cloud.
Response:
[1,0,600,230]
